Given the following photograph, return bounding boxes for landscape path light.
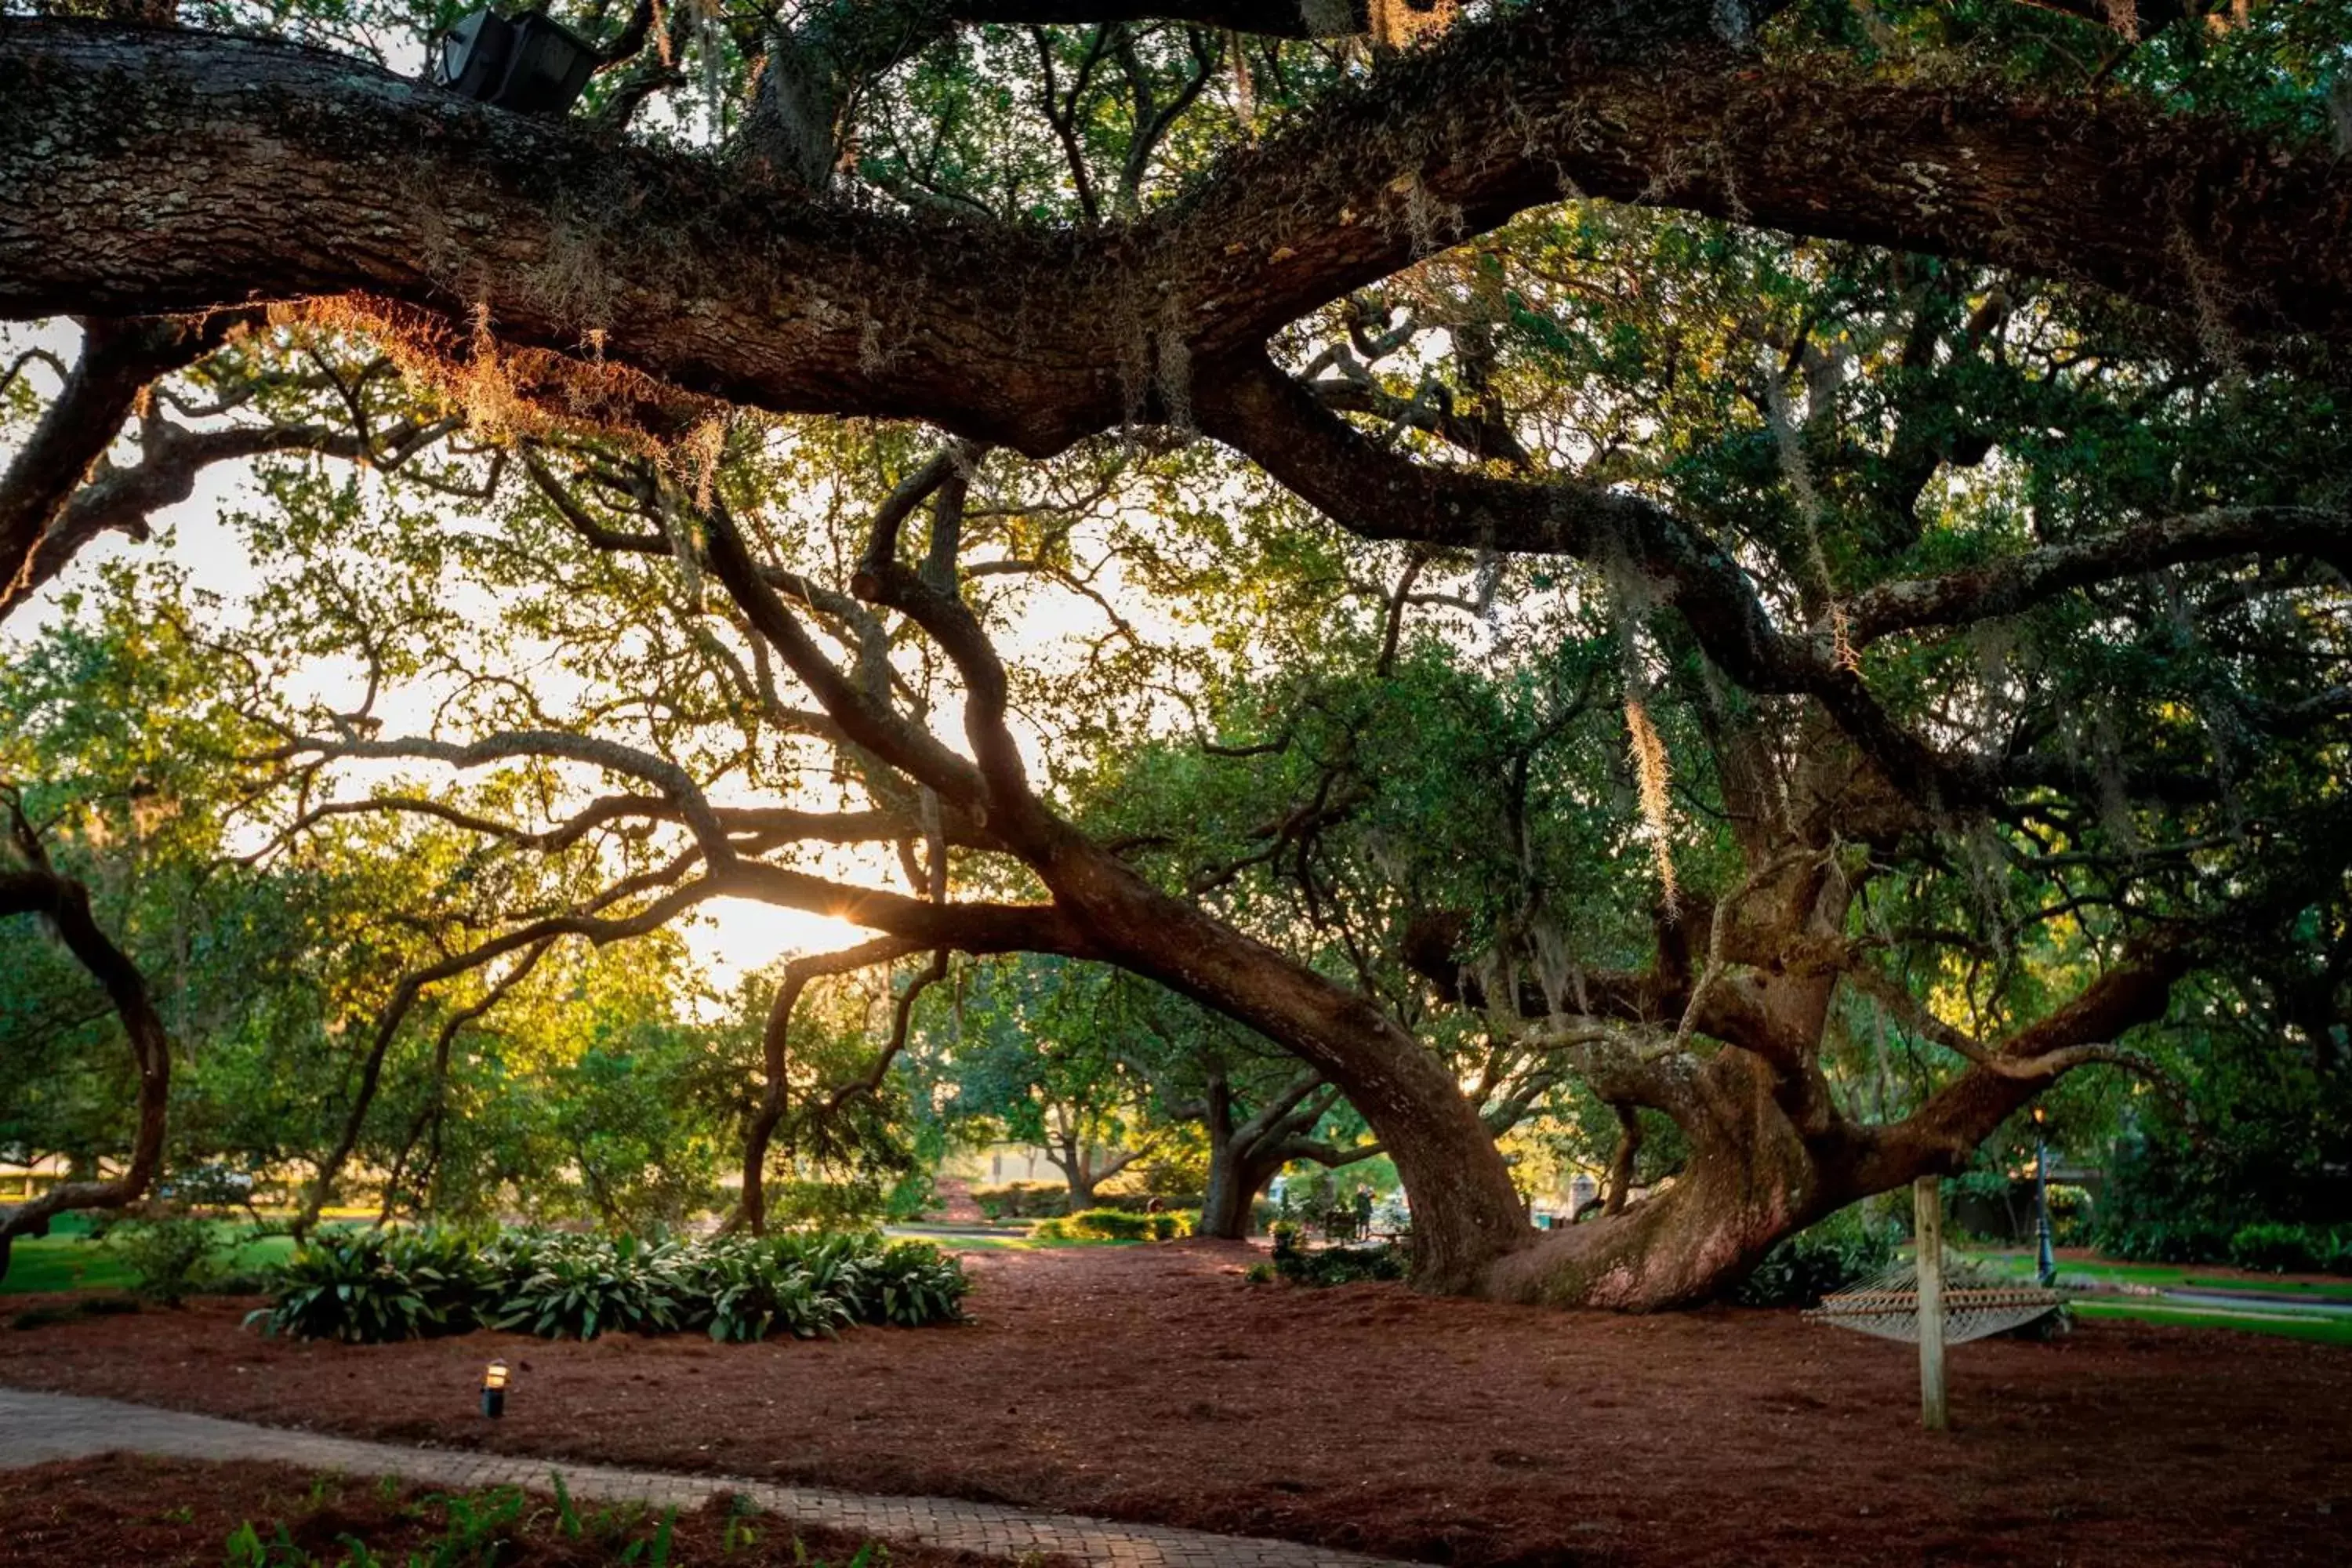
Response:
[433,8,597,118]
[481,1358,509,1419]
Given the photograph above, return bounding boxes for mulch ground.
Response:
[3,1240,2347,1566]
[0,1454,1033,1567]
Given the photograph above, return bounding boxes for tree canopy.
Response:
[3,0,2348,1305]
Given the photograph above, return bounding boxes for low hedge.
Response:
[248,1227,968,1344]
[971,1182,1069,1220]
[971,1184,1205,1221]
[2096,1218,2352,1275]
[1033,1207,1192,1241]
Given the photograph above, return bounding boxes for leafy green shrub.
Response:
[252,1226,967,1344]
[491,1232,687,1341]
[685,1236,855,1343]
[852,1240,970,1327]
[1272,1242,1406,1287]
[103,1214,223,1306]
[971,1182,1069,1220]
[248,1231,470,1343]
[2227,1221,2349,1275]
[1731,1209,1897,1308]
[387,1225,509,1323]
[2096,1218,2238,1265]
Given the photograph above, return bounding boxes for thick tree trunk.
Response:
[1198,1142,1281,1240]
[1483,1055,1826,1309]
[1052,1134,1099,1210]
[1196,1076,1276,1239]
[1045,845,1531,1290]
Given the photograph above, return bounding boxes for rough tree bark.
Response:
[5,5,2347,461]
[1422,716,2216,1309]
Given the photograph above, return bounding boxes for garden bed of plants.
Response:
[0,1454,1047,1568]
[250,1228,967,1344]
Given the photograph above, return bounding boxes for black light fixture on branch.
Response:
[433,8,597,118]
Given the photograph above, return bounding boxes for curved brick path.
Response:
[0,1388,1405,1567]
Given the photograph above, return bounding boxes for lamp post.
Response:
[481,1358,509,1419]
[2032,1104,2056,1287]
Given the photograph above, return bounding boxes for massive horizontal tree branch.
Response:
[1842,938,2193,1190]
[5,7,2344,462]
[943,1,1366,35]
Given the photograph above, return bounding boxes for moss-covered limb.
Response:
[949,1,1369,35]
[1150,0,2352,356]
[2012,0,2198,35]
[0,20,1123,454]
[8,7,2350,463]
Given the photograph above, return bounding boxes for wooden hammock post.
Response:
[1915,1175,1948,1431]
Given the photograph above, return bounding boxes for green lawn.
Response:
[2,1221,298,1297]
[2071,1298,2352,1348]
[935,1232,1145,1252]
[1973,1250,2352,1301]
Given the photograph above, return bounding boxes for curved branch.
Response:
[1,314,237,621]
[1847,506,2352,646]
[0,869,171,1279]
[289,875,724,1234]
[735,935,924,1235]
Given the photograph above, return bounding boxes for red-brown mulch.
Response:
[4,1241,2348,1566]
[0,1454,1036,1567]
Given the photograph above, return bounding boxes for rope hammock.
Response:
[1805,1251,2067,1345]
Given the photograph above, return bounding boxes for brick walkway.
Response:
[0,1388,1403,1567]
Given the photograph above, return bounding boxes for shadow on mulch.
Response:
[4,1240,2350,1566]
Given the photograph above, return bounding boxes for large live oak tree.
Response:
[5,0,2349,1303]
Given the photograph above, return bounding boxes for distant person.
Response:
[1353,1186,1374,1237]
